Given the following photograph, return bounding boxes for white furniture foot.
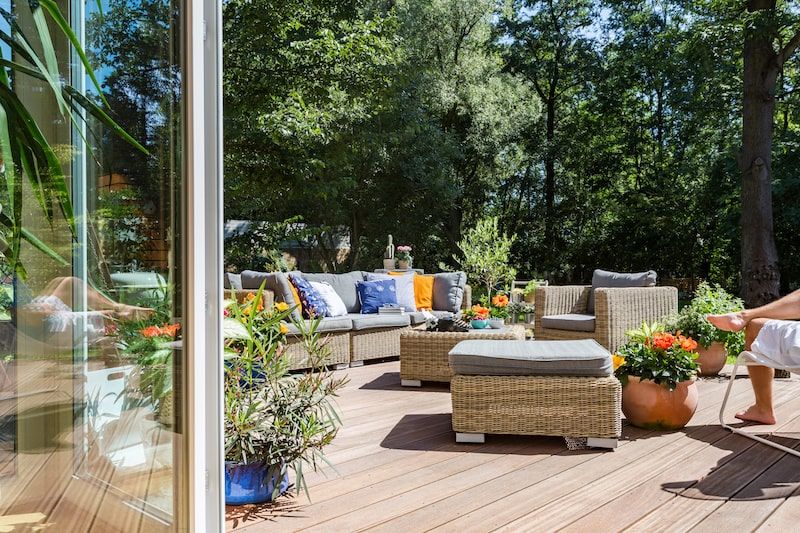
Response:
[332,363,349,371]
[586,437,618,449]
[349,360,364,368]
[401,379,422,387]
[456,432,485,444]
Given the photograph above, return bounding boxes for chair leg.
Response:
[455,432,485,444]
[718,356,741,428]
[720,354,800,459]
[586,437,618,449]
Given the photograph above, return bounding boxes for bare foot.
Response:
[735,405,776,425]
[707,312,748,332]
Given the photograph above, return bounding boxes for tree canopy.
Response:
[223,0,800,296]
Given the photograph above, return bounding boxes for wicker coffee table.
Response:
[399,325,526,386]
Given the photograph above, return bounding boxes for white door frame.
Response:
[184,0,223,528]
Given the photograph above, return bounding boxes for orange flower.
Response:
[491,294,509,308]
[612,354,626,371]
[279,323,289,335]
[470,304,490,319]
[245,292,255,301]
[652,332,675,350]
[140,323,181,338]
[678,335,698,352]
[141,325,162,338]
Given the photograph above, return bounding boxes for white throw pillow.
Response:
[309,281,348,317]
[366,273,417,312]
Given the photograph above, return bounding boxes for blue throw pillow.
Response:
[288,274,329,318]
[356,279,398,314]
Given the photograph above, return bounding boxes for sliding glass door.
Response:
[0,0,220,527]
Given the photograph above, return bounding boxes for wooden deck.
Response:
[227,360,800,532]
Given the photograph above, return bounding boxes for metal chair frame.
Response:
[719,351,800,458]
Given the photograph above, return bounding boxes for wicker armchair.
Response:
[534,285,678,352]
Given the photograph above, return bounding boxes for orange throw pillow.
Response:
[289,282,302,308]
[413,275,434,310]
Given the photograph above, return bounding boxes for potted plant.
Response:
[452,217,517,300]
[488,293,510,328]
[523,280,539,304]
[463,304,490,329]
[396,245,413,269]
[223,286,347,504]
[667,282,745,376]
[614,322,700,430]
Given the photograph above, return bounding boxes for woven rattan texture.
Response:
[283,331,350,370]
[350,326,412,362]
[451,374,621,438]
[400,325,526,383]
[534,286,678,351]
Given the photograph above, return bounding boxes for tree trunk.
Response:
[544,96,556,253]
[739,0,781,307]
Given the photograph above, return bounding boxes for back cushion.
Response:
[414,275,435,310]
[369,272,417,312]
[301,271,366,313]
[288,274,329,318]
[588,269,657,314]
[432,272,467,313]
[240,270,302,320]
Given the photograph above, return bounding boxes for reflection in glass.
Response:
[0,0,184,528]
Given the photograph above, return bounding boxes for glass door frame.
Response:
[184,0,224,528]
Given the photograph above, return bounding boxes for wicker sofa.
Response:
[226,270,471,369]
[534,285,678,352]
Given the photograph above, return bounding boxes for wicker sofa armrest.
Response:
[462,284,472,310]
[534,285,591,320]
[594,286,678,352]
[226,288,275,309]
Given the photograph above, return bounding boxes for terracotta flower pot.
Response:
[524,292,536,304]
[622,376,698,430]
[695,342,727,377]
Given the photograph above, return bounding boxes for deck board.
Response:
[227,360,800,532]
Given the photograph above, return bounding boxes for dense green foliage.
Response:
[223,0,800,293]
[667,282,745,353]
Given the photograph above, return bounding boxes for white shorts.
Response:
[751,320,800,367]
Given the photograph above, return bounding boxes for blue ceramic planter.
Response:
[471,319,489,329]
[225,462,289,505]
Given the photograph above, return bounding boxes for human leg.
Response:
[735,318,776,424]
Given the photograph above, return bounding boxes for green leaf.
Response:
[223,318,251,340]
[37,0,110,108]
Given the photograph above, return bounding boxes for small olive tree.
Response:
[453,217,517,298]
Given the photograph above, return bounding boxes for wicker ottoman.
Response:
[400,325,526,386]
[449,339,621,448]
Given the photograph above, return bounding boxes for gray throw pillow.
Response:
[301,271,367,313]
[240,270,302,320]
[588,269,657,314]
[226,273,242,291]
[432,272,467,313]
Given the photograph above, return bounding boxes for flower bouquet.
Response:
[463,304,490,329]
[396,245,413,268]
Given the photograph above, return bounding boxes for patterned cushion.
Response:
[288,274,329,319]
[356,279,398,314]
